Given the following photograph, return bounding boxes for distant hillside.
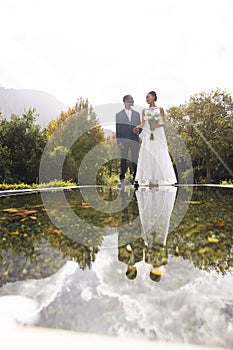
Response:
[0,86,68,129]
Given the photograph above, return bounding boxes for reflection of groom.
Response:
[118,187,144,280]
[116,95,141,188]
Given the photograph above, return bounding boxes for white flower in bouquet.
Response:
[144,109,163,140]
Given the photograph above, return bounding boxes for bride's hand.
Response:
[133,126,140,134]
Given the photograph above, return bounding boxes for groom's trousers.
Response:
[120,140,139,181]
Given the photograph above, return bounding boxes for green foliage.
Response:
[43,98,105,183]
[0,183,37,190]
[0,180,77,191]
[1,90,232,186]
[0,108,47,184]
[166,88,233,183]
[97,165,132,186]
[220,180,233,186]
[0,145,12,183]
[167,187,233,274]
[37,179,77,188]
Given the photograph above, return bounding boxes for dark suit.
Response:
[116,109,141,180]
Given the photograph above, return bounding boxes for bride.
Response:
[135,91,177,186]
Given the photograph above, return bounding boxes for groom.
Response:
[116,95,141,188]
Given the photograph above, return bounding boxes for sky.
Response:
[0,0,232,110]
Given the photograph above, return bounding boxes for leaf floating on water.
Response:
[81,201,90,208]
[216,221,226,227]
[186,224,208,236]
[20,217,28,222]
[3,208,18,213]
[9,209,37,217]
[198,247,210,254]
[184,201,203,205]
[8,231,20,236]
[208,236,219,243]
[17,210,36,216]
[53,229,62,235]
[46,227,62,235]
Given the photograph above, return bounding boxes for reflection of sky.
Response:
[0,233,233,348]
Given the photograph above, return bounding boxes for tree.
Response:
[166,89,233,183]
[0,144,12,183]
[0,108,47,183]
[43,98,105,183]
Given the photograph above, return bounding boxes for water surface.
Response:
[0,186,232,348]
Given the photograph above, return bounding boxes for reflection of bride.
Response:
[135,186,177,282]
[135,186,177,246]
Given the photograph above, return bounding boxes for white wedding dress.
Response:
[135,106,177,185]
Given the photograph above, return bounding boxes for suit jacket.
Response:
[116,109,141,144]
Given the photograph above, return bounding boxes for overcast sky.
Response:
[0,0,232,110]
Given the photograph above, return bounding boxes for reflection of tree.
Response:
[0,192,102,287]
[46,226,100,270]
[69,187,138,229]
[167,187,233,274]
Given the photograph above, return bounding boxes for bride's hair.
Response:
[148,91,157,101]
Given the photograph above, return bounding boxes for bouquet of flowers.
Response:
[144,109,163,140]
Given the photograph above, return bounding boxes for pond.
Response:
[0,185,232,348]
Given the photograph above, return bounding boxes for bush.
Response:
[220,180,233,186]
[0,180,77,191]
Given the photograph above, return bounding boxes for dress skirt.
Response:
[135,121,177,185]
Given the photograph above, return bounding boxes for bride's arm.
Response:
[136,108,146,129]
[157,107,165,127]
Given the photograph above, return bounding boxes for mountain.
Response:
[0,86,68,129]
[0,87,143,133]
